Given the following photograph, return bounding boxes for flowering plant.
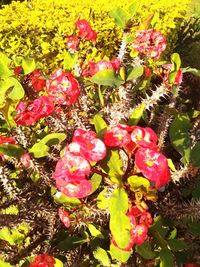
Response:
[0,3,200,267]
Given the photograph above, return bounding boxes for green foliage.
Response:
[93,247,111,266]
[109,244,131,262]
[135,242,156,260]
[126,65,144,81]
[89,173,102,195]
[159,248,174,267]
[128,103,145,125]
[0,144,24,157]
[190,141,200,167]
[22,57,36,75]
[63,52,78,71]
[93,113,107,138]
[128,175,150,192]
[89,69,123,87]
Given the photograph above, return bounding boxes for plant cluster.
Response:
[0,1,200,267]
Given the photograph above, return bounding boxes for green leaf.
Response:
[89,173,102,195]
[168,239,187,252]
[188,222,200,236]
[192,180,200,199]
[89,69,123,87]
[169,114,191,163]
[93,247,111,266]
[52,188,81,207]
[127,65,144,81]
[0,228,14,245]
[171,53,181,71]
[167,159,176,172]
[135,241,156,260]
[168,227,177,239]
[182,67,200,77]
[54,258,64,267]
[63,52,78,71]
[128,175,150,192]
[109,188,131,248]
[109,244,131,263]
[109,7,129,28]
[58,235,89,250]
[97,188,109,210]
[0,144,24,157]
[101,149,124,179]
[160,248,174,267]
[22,57,36,75]
[29,143,49,158]
[93,113,107,138]
[190,141,200,167]
[40,133,67,146]
[88,224,104,239]
[0,53,12,78]
[128,1,140,17]
[128,103,145,125]
[0,259,13,267]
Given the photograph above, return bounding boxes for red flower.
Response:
[135,148,171,189]
[104,124,132,147]
[0,136,17,145]
[58,208,70,228]
[46,69,80,105]
[66,36,79,52]
[139,212,153,226]
[55,177,92,198]
[29,70,46,92]
[29,254,55,267]
[144,67,152,78]
[75,19,97,42]
[14,66,23,76]
[53,151,91,181]
[70,128,106,162]
[130,223,148,245]
[132,29,166,59]
[15,96,54,126]
[162,64,183,85]
[20,153,31,168]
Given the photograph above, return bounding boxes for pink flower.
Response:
[29,254,55,267]
[29,70,46,92]
[69,128,106,162]
[15,96,54,126]
[53,151,91,181]
[131,127,158,151]
[130,223,148,245]
[20,153,31,168]
[162,64,183,85]
[132,29,166,59]
[55,177,92,198]
[104,124,132,147]
[135,148,171,189]
[46,69,80,106]
[75,19,97,42]
[66,36,79,52]
[58,208,70,228]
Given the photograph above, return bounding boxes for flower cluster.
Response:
[29,254,55,267]
[132,29,166,59]
[113,205,152,251]
[104,124,171,189]
[53,128,106,198]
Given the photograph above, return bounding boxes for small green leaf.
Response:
[135,241,156,260]
[0,228,14,245]
[0,53,12,78]
[127,65,144,81]
[109,7,129,28]
[63,52,78,71]
[89,173,102,195]
[58,235,88,250]
[88,224,104,239]
[93,247,110,266]
[128,175,150,192]
[188,222,200,236]
[22,57,36,75]
[41,133,67,146]
[52,189,81,207]
[89,69,123,87]
[190,141,200,167]
[0,259,13,267]
[168,239,187,252]
[29,143,49,158]
[128,1,140,17]
[54,258,64,267]
[168,227,177,239]
[160,248,174,267]
[171,53,181,71]
[97,188,109,210]
[169,114,191,163]
[93,113,107,138]
[109,244,131,263]
[182,67,200,77]
[167,159,176,172]
[0,144,24,157]
[128,103,145,125]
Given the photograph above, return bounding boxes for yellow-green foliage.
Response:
[0,0,191,69]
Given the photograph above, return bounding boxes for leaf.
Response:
[40,133,67,146]
[58,235,89,250]
[128,103,145,125]
[89,173,102,195]
[109,244,131,263]
[171,53,181,71]
[29,142,49,158]
[151,12,160,27]
[0,259,13,267]
[108,188,131,248]
[52,188,81,207]
[127,65,144,81]
[0,144,24,157]
[63,52,78,71]
[0,53,12,78]
[182,67,200,77]
[168,239,187,252]
[93,113,107,138]
[22,57,36,75]
[169,114,191,163]
[0,228,14,245]
[128,175,150,192]
[190,141,200,167]
[160,248,174,267]
[88,224,104,239]
[188,222,200,236]
[54,258,64,267]
[89,69,123,87]
[128,1,140,17]
[135,241,156,260]
[96,188,109,210]
[101,149,124,180]
[109,7,129,28]
[167,159,176,172]
[93,247,111,266]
